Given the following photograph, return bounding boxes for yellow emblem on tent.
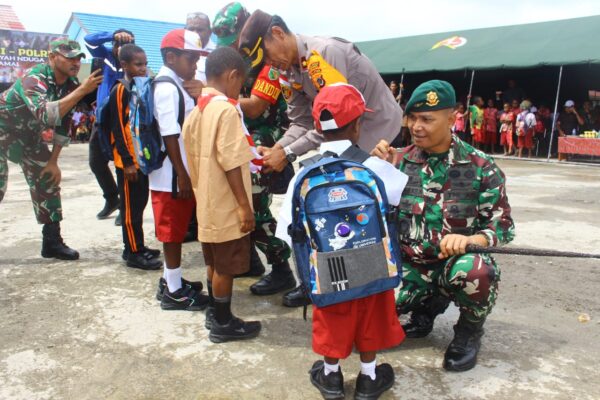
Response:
[431,36,467,50]
[426,91,439,107]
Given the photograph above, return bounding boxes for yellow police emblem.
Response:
[426,91,439,107]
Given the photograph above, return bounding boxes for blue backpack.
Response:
[288,146,402,308]
[95,76,184,173]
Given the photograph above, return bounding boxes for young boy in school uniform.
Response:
[183,46,261,343]
[276,83,407,399]
[151,29,208,310]
[108,44,161,270]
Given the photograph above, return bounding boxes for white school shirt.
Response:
[275,140,408,247]
[149,66,196,192]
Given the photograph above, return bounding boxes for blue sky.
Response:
[5,0,600,41]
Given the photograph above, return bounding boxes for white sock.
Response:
[165,267,182,293]
[162,262,168,279]
[323,361,339,376]
[360,360,377,380]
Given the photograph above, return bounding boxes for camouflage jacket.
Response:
[0,63,79,161]
[395,134,515,264]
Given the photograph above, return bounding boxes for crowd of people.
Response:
[1,4,519,399]
[390,79,600,159]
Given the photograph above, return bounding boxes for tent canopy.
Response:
[356,15,600,74]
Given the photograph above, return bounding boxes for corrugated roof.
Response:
[357,15,600,74]
[0,5,25,30]
[67,12,184,73]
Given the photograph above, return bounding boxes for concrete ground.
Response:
[1,144,599,400]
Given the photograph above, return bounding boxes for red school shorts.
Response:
[151,190,196,243]
[312,290,406,359]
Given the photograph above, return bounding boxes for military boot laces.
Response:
[443,315,485,372]
[41,222,79,260]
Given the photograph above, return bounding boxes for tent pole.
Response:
[466,69,475,108]
[547,65,564,161]
[398,69,405,104]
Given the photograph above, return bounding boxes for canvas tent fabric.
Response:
[356,15,600,74]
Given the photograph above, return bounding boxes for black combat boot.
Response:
[401,296,450,338]
[235,245,266,278]
[41,222,79,260]
[250,261,296,295]
[443,314,486,372]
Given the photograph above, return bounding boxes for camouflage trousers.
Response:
[251,172,291,265]
[0,141,62,224]
[396,253,500,322]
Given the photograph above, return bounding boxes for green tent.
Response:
[356,15,600,74]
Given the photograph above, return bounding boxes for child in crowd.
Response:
[499,103,515,155]
[484,99,498,153]
[516,100,537,158]
[469,96,485,149]
[183,47,261,343]
[453,102,469,143]
[108,44,161,270]
[150,29,208,311]
[275,84,406,400]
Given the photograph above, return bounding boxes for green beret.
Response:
[405,80,456,113]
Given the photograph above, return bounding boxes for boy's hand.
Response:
[124,165,138,182]
[238,204,255,233]
[370,140,396,164]
[182,80,205,99]
[177,173,193,199]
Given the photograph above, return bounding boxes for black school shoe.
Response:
[126,251,162,270]
[160,286,209,311]
[97,198,119,219]
[282,286,312,308]
[205,307,215,330]
[209,317,261,343]
[309,360,344,400]
[354,363,395,400]
[155,277,204,301]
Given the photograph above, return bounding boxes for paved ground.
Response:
[1,144,599,400]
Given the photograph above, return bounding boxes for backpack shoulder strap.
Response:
[152,76,185,127]
[339,145,370,164]
[299,153,325,168]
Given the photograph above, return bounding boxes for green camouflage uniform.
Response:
[0,63,78,224]
[245,80,292,265]
[395,135,515,321]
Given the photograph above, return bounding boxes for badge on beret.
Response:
[426,91,439,107]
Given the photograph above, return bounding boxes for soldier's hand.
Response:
[177,172,193,199]
[371,140,396,164]
[41,163,61,186]
[237,204,255,233]
[124,165,138,182]
[80,69,103,95]
[182,79,205,99]
[439,234,488,259]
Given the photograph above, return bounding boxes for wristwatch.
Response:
[284,146,297,163]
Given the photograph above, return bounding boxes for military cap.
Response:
[213,2,250,47]
[238,10,272,70]
[50,39,86,59]
[405,80,456,113]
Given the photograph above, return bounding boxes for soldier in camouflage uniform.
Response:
[213,3,298,305]
[0,39,102,260]
[373,80,515,372]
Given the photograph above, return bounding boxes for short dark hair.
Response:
[119,44,145,63]
[473,96,483,103]
[160,47,184,64]
[265,15,290,38]
[206,47,247,80]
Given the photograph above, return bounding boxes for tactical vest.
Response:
[397,161,480,243]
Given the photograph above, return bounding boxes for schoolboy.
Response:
[151,29,208,310]
[276,84,406,399]
[108,44,161,270]
[183,46,261,343]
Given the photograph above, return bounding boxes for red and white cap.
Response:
[312,83,373,131]
[160,29,203,51]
